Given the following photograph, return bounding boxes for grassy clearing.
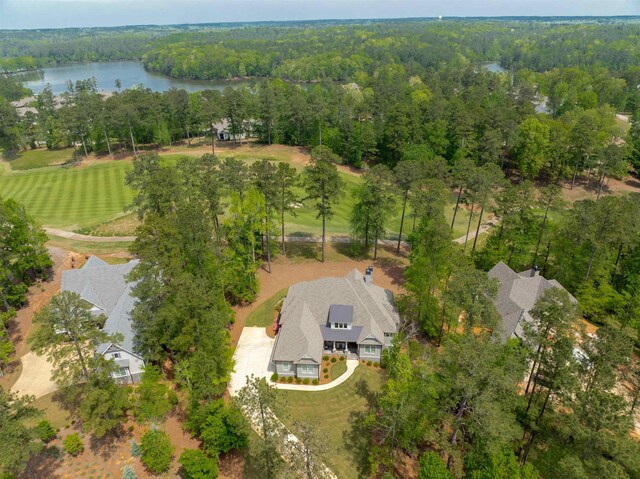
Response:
[245,288,288,327]
[3,148,75,171]
[77,213,140,237]
[277,366,385,479]
[46,235,132,255]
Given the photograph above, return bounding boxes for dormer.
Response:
[328,304,353,330]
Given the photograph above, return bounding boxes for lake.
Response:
[18,61,250,95]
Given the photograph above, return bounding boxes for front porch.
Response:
[323,340,358,359]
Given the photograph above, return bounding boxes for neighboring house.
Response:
[270,268,399,380]
[212,118,255,141]
[61,256,144,384]
[488,261,577,341]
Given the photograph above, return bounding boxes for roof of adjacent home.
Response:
[488,261,576,341]
[61,256,141,356]
[271,269,399,364]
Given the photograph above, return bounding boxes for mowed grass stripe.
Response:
[0,162,135,229]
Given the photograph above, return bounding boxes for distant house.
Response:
[270,268,399,380]
[488,261,577,341]
[212,118,256,141]
[61,256,144,384]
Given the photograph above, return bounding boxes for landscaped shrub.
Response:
[367,360,372,366]
[287,376,293,383]
[323,355,329,361]
[330,357,337,363]
[63,433,84,456]
[179,449,219,479]
[324,374,329,379]
[122,465,137,479]
[270,372,279,382]
[323,367,328,373]
[339,356,345,361]
[131,440,142,457]
[296,378,302,384]
[312,379,319,385]
[140,429,174,474]
[128,424,135,433]
[373,362,380,368]
[36,420,56,442]
[303,378,310,385]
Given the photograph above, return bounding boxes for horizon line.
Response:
[3,14,640,32]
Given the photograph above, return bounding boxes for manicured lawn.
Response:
[330,359,348,380]
[3,147,75,170]
[277,366,386,479]
[0,161,135,229]
[245,288,288,327]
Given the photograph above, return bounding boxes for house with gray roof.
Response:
[270,268,399,380]
[61,256,144,383]
[488,261,577,341]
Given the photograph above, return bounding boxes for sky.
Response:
[1,0,640,30]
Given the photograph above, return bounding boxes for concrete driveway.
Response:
[229,327,275,396]
[10,352,57,399]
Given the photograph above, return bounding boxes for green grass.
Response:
[245,288,288,327]
[277,366,386,479]
[46,235,133,255]
[0,148,470,242]
[28,392,71,430]
[3,148,75,171]
[0,161,135,229]
[284,173,471,240]
[330,360,348,380]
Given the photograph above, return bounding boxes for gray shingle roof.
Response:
[329,304,354,324]
[61,257,141,357]
[488,261,576,341]
[272,269,399,363]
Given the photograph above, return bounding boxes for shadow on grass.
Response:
[342,410,374,479]
[333,241,370,260]
[284,242,320,260]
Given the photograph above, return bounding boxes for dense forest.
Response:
[2,17,640,479]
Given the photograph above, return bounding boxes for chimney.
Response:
[531,265,540,278]
[364,266,373,285]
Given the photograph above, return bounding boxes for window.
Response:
[299,365,315,375]
[115,367,130,377]
[281,362,292,372]
[333,322,348,329]
[361,345,379,354]
[112,352,121,359]
[384,333,394,338]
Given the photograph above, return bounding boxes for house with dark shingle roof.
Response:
[488,261,577,341]
[270,268,399,380]
[61,256,145,383]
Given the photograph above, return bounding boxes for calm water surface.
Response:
[18,61,249,95]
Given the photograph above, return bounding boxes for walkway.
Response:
[274,359,359,391]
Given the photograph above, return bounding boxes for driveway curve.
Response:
[10,351,56,399]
